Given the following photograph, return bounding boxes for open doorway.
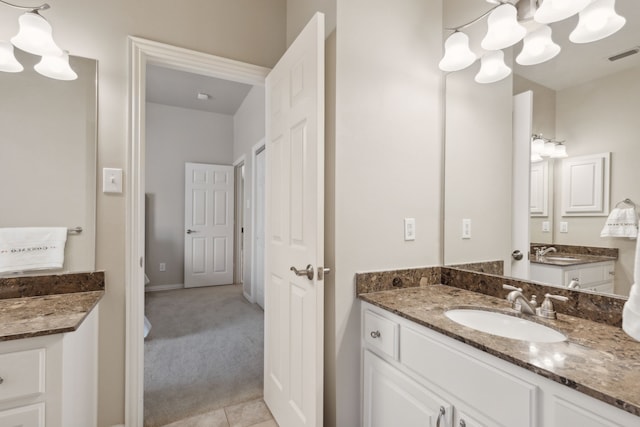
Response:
[136,47,270,426]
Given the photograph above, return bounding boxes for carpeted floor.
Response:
[144,284,264,427]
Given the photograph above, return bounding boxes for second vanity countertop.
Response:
[0,290,103,342]
[529,253,616,267]
[360,284,640,417]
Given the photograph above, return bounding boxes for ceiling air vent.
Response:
[608,47,640,62]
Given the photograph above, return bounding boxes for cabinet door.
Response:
[0,403,45,427]
[550,396,625,427]
[363,350,452,427]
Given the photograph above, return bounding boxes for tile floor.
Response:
[161,398,278,427]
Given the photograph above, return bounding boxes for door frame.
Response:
[251,139,266,306]
[233,157,245,287]
[126,36,269,426]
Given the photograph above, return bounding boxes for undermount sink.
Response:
[445,309,567,343]
[543,256,580,262]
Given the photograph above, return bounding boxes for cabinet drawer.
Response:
[564,264,612,287]
[401,326,537,427]
[0,348,45,403]
[363,310,399,360]
[0,402,45,427]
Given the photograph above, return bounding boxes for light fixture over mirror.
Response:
[0,1,75,80]
[439,0,627,84]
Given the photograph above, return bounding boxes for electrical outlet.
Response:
[462,219,471,239]
[159,263,166,272]
[404,218,416,241]
[560,222,569,233]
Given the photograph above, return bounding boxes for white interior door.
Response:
[264,12,325,427]
[184,162,234,287]
[512,91,533,279]
[255,147,266,309]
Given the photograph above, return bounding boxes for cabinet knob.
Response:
[436,406,446,427]
[459,420,466,427]
[0,376,3,385]
[370,330,381,339]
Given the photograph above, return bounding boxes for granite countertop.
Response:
[529,252,616,267]
[0,272,105,342]
[360,284,640,417]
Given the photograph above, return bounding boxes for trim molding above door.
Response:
[126,36,269,427]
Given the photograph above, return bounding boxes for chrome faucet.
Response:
[502,284,537,315]
[538,246,557,256]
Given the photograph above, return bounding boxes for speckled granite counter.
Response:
[529,253,616,267]
[360,284,640,417]
[0,272,104,341]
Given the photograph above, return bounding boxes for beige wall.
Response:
[555,67,640,295]
[286,0,337,46]
[0,1,286,425]
[232,85,266,298]
[332,0,443,425]
[443,60,514,270]
[145,102,234,286]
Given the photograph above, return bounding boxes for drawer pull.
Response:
[370,330,381,339]
[436,406,446,427]
[0,376,3,385]
[459,420,466,427]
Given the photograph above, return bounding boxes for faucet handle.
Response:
[502,284,522,292]
[536,293,569,319]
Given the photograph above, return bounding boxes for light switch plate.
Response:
[560,221,569,233]
[542,221,550,232]
[103,168,123,193]
[404,218,416,241]
[462,218,471,239]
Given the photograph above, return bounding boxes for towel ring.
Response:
[615,198,637,209]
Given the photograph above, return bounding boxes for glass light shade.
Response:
[531,136,545,154]
[531,153,544,162]
[0,41,23,72]
[534,0,591,24]
[34,51,77,80]
[551,143,568,158]
[439,32,477,72]
[542,141,556,156]
[569,0,625,44]
[10,12,62,57]
[475,50,511,84]
[517,25,561,66]
[481,4,527,50]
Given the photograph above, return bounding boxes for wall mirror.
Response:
[0,50,97,275]
[443,0,639,297]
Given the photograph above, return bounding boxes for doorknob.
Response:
[290,264,314,280]
[186,229,198,234]
[512,250,524,260]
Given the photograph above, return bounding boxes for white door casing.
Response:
[512,91,533,280]
[184,162,234,287]
[255,147,266,309]
[264,12,325,427]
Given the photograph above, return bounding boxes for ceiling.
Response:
[146,64,254,115]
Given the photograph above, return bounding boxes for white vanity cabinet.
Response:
[361,302,640,427]
[530,260,615,293]
[0,308,98,427]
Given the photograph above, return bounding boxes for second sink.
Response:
[445,308,567,343]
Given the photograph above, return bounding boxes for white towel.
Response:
[622,230,640,341]
[600,207,638,239]
[0,227,67,274]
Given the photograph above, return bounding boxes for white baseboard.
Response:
[243,290,255,303]
[145,283,184,292]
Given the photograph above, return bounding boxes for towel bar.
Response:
[67,227,83,234]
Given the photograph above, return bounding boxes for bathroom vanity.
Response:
[530,255,616,293]
[359,274,640,427]
[0,273,103,427]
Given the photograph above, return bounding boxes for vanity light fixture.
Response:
[440,0,626,84]
[531,134,568,162]
[475,50,511,84]
[0,0,76,80]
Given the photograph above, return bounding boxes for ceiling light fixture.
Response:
[197,92,211,100]
[440,0,626,84]
[0,1,75,80]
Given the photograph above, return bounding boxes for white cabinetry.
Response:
[363,350,452,427]
[361,302,639,427]
[0,308,98,427]
[530,260,615,293]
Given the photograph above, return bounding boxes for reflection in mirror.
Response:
[444,0,638,296]
[0,50,97,275]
